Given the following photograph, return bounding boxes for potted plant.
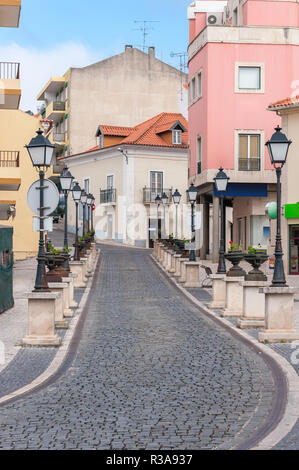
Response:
[45,243,70,281]
[224,242,246,277]
[244,246,268,281]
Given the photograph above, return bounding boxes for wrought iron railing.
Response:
[100,188,117,204]
[53,101,65,111]
[0,151,20,167]
[143,188,173,204]
[238,158,260,171]
[0,62,20,80]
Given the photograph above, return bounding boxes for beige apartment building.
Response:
[60,113,189,248]
[268,95,299,275]
[37,46,188,160]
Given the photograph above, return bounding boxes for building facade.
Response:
[0,1,43,260]
[187,0,299,261]
[60,113,189,248]
[37,46,188,160]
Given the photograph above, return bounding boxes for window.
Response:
[238,134,260,170]
[150,171,163,195]
[197,136,202,174]
[239,67,261,90]
[98,134,104,148]
[192,77,196,100]
[84,178,90,193]
[107,175,114,189]
[198,72,202,98]
[172,129,182,145]
[233,8,238,26]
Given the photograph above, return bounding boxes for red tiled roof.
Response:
[268,95,299,109]
[120,112,188,147]
[100,125,132,136]
[59,112,188,161]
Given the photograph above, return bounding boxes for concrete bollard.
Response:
[178,260,188,284]
[237,281,269,329]
[22,292,62,347]
[209,274,226,309]
[222,276,244,317]
[258,287,299,343]
[184,262,201,288]
[69,261,87,288]
[48,282,74,318]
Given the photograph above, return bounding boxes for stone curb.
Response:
[0,251,100,407]
[151,254,299,450]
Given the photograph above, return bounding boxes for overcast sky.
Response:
[0,0,191,112]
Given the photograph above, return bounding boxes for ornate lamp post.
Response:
[172,189,182,240]
[266,126,292,287]
[162,192,168,239]
[187,183,198,262]
[155,194,162,240]
[59,167,74,270]
[214,168,230,274]
[81,190,88,237]
[25,129,56,292]
[72,182,82,261]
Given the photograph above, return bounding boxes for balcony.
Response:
[238,158,261,171]
[0,151,19,167]
[52,132,66,143]
[0,62,21,109]
[37,77,65,101]
[100,189,117,205]
[0,151,21,190]
[143,188,173,204]
[45,101,66,121]
[0,0,21,28]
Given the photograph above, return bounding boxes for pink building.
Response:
[188,0,299,261]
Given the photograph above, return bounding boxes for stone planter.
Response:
[244,253,268,281]
[224,251,246,277]
[45,254,69,282]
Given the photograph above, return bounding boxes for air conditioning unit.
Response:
[206,13,223,26]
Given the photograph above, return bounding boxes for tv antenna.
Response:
[133,20,159,52]
[170,52,188,101]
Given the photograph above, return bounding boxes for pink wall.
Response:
[190,12,207,43]
[188,42,299,177]
[243,1,299,27]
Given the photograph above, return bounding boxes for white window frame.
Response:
[235,62,265,94]
[197,70,202,99]
[83,177,90,194]
[149,170,164,194]
[172,129,182,145]
[106,174,114,190]
[234,129,265,172]
[189,69,203,106]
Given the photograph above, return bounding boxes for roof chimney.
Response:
[148,46,155,59]
[125,45,133,51]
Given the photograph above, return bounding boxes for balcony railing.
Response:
[0,151,20,167]
[143,188,173,204]
[0,62,20,80]
[53,132,65,143]
[53,101,65,111]
[100,188,117,204]
[238,158,260,171]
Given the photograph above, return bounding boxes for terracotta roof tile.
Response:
[100,125,132,136]
[268,95,299,109]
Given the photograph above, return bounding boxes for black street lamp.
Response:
[187,183,198,262]
[214,168,230,274]
[266,125,292,287]
[155,194,161,240]
[81,190,88,237]
[72,182,82,261]
[162,192,168,238]
[60,167,74,270]
[26,129,56,292]
[173,189,182,239]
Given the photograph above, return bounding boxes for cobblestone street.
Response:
[0,245,283,450]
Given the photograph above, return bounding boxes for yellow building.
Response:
[0,0,44,260]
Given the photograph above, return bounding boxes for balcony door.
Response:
[150,171,163,199]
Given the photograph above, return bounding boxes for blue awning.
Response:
[213,183,268,198]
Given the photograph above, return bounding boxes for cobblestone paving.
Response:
[189,285,299,450]
[0,246,278,450]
